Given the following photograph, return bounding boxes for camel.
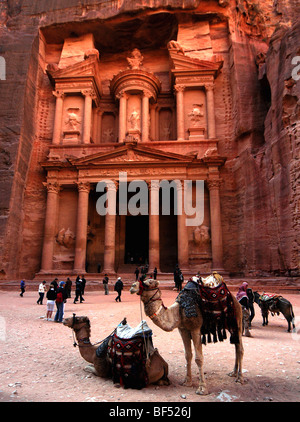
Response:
[130,277,244,395]
[63,314,170,387]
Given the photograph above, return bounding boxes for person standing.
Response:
[153,267,157,280]
[134,267,139,281]
[65,277,72,298]
[50,278,58,292]
[54,281,67,323]
[37,281,46,305]
[114,277,123,302]
[81,275,86,299]
[74,276,83,304]
[46,285,57,320]
[236,282,252,337]
[20,280,25,297]
[102,274,109,295]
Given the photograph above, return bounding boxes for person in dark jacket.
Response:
[114,277,123,302]
[54,281,68,323]
[46,285,57,320]
[74,276,83,304]
[20,280,25,297]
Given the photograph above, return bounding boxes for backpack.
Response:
[56,292,63,304]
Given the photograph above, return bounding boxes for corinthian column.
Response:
[118,91,127,143]
[175,85,185,141]
[52,91,64,145]
[103,181,117,273]
[176,181,189,269]
[74,181,90,272]
[41,182,61,271]
[206,83,216,139]
[148,181,160,272]
[207,179,223,270]
[82,89,94,144]
[142,91,150,142]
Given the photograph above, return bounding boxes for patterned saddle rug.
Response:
[176,280,239,344]
[107,333,151,389]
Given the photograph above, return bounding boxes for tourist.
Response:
[81,275,86,298]
[74,276,83,304]
[65,277,72,298]
[178,270,184,292]
[50,278,58,292]
[20,280,25,297]
[114,277,123,302]
[134,267,139,281]
[236,282,252,337]
[46,285,57,320]
[54,281,67,323]
[246,285,255,327]
[103,274,109,295]
[37,280,46,305]
[153,267,157,280]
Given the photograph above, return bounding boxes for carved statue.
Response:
[193,225,210,246]
[128,109,140,130]
[65,108,81,131]
[56,228,76,248]
[188,105,204,127]
[167,40,184,55]
[127,48,144,70]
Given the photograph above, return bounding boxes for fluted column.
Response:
[82,90,94,144]
[148,181,160,272]
[103,181,117,273]
[41,182,61,271]
[118,91,127,143]
[207,179,223,270]
[176,181,189,269]
[206,83,216,139]
[142,91,150,142]
[150,105,156,141]
[175,85,185,141]
[74,181,90,272]
[52,91,64,145]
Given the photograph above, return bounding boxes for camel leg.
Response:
[178,328,193,387]
[228,335,244,384]
[191,329,208,395]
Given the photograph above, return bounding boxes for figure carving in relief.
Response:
[127,48,144,70]
[188,105,204,127]
[128,109,140,130]
[56,228,75,248]
[167,40,184,55]
[193,225,210,246]
[65,108,81,131]
[103,128,114,143]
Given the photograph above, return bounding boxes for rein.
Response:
[71,313,116,348]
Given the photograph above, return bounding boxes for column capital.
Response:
[174,84,185,93]
[207,178,221,190]
[205,83,214,91]
[52,90,65,99]
[43,181,61,194]
[148,180,160,190]
[76,181,90,193]
[106,180,118,191]
[143,89,152,99]
[82,88,97,100]
[116,90,128,100]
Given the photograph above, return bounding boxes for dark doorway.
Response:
[124,215,149,265]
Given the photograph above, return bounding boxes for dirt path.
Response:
[0,287,299,402]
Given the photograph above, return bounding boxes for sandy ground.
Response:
[0,285,299,403]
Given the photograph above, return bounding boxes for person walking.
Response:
[114,277,123,302]
[54,281,67,323]
[20,280,25,297]
[81,275,86,299]
[74,276,83,304]
[65,277,72,298]
[102,274,109,295]
[37,280,46,305]
[236,282,252,337]
[46,285,57,320]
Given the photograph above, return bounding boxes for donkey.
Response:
[254,292,295,332]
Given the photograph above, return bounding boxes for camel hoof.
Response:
[181,379,193,387]
[235,376,244,384]
[227,370,237,378]
[196,386,209,395]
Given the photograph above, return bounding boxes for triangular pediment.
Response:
[169,50,223,76]
[70,144,197,167]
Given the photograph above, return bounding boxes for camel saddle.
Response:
[176,279,239,345]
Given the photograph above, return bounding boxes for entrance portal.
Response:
[125,215,149,265]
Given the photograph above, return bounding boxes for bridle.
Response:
[137,280,161,306]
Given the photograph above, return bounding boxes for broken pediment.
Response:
[69,144,198,167]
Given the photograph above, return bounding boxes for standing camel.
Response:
[130,278,244,395]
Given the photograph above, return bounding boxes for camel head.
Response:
[63,314,91,330]
[130,278,160,295]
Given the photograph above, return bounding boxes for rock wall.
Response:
[0,0,299,279]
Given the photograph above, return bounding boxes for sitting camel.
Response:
[130,277,244,395]
[63,315,170,386]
